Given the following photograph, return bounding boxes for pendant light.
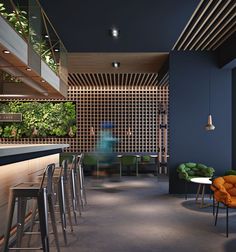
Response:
[127,127,132,136]
[205,70,215,131]
[90,126,95,136]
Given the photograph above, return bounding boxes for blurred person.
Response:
[95,121,118,178]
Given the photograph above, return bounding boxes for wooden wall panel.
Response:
[0,154,59,236]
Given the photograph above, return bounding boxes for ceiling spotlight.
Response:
[110,27,120,38]
[112,61,120,68]
[3,50,10,54]
[26,67,32,71]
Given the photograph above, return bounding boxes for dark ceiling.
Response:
[39,0,200,52]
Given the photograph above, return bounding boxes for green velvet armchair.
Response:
[177,162,215,199]
[224,169,236,176]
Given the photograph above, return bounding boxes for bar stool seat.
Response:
[3,163,61,252]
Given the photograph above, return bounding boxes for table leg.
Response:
[201,184,205,208]
[196,184,201,201]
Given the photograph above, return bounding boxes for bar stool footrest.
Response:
[9,247,43,250]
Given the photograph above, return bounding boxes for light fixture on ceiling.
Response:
[3,50,10,54]
[205,70,215,131]
[0,57,48,96]
[110,27,120,38]
[45,34,49,38]
[54,48,59,52]
[112,61,120,68]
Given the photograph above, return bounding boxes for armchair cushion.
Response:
[211,175,236,207]
[177,162,215,182]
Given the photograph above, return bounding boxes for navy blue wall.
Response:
[169,51,232,194]
[232,68,236,168]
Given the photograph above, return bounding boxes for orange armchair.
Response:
[211,175,236,237]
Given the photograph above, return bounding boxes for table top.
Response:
[190,177,212,185]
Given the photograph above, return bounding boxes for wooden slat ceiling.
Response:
[173,0,236,51]
[68,72,169,87]
[68,53,169,87]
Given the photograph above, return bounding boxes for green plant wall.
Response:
[0,101,76,138]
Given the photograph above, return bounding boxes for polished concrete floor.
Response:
[8,175,236,252]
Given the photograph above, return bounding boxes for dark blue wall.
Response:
[169,51,232,194]
[232,68,236,168]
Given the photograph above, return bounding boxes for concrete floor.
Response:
[9,175,236,252]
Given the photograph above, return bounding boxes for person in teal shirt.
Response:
[95,121,118,174]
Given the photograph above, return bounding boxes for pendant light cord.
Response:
[209,70,211,114]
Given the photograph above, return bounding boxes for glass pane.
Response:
[28,0,42,54]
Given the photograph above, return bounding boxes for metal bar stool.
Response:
[3,163,61,252]
[77,154,87,209]
[36,160,73,246]
[69,155,82,225]
[56,159,74,236]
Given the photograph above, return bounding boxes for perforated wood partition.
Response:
[71,86,168,153]
[0,85,168,153]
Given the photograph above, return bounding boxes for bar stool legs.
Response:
[71,167,81,224]
[37,188,50,252]
[48,193,60,251]
[3,190,16,251]
[3,164,61,252]
[78,162,87,209]
[16,197,27,248]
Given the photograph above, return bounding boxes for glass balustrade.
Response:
[0,0,67,75]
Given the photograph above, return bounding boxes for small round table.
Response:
[190,177,212,207]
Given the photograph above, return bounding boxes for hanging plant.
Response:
[0,2,58,73]
[7,8,28,38]
[0,3,8,18]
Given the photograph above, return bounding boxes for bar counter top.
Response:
[0,144,69,165]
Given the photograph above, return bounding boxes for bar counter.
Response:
[0,144,69,165]
[0,144,69,236]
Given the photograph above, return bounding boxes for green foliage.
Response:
[8,8,28,37]
[0,101,77,138]
[0,2,7,18]
[0,2,57,72]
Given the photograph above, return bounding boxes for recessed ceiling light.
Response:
[41,79,46,83]
[54,48,59,52]
[112,61,120,68]
[3,50,10,54]
[26,67,32,71]
[110,27,120,38]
